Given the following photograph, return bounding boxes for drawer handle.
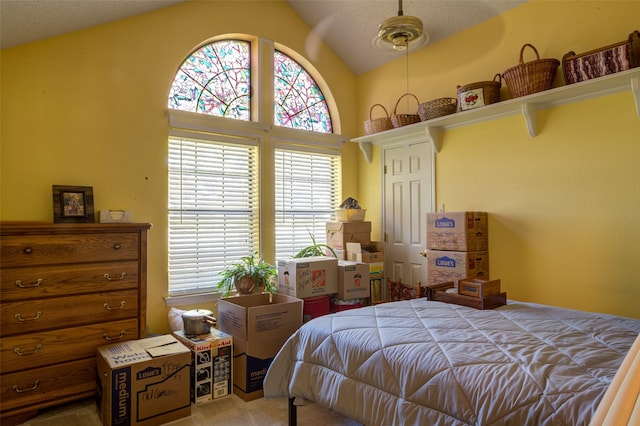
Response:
[15,278,44,288]
[24,247,33,254]
[104,272,127,281]
[113,244,121,250]
[14,311,43,322]
[103,330,126,341]
[12,380,40,393]
[14,344,43,356]
[104,301,126,310]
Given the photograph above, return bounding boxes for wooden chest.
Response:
[458,278,502,298]
[0,222,150,425]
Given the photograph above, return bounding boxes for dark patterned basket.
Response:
[502,44,560,98]
[391,93,421,128]
[418,98,458,121]
[562,30,640,84]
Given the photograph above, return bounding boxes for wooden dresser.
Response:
[0,222,151,425]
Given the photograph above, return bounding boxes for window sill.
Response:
[164,292,222,308]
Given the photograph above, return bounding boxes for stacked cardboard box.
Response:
[277,256,338,321]
[326,221,371,259]
[344,242,384,304]
[172,329,233,404]
[426,212,489,287]
[217,293,302,401]
[325,220,383,309]
[96,335,192,426]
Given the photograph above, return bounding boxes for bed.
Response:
[263,298,640,425]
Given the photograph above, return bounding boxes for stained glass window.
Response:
[168,40,250,120]
[168,40,333,133]
[274,51,332,133]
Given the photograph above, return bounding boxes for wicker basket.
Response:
[364,104,394,135]
[502,43,560,98]
[562,30,640,85]
[391,93,421,128]
[456,74,502,111]
[418,97,458,121]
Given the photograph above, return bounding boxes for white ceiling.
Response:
[0,0,526,75]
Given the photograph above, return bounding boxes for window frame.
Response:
[165,37,346,305]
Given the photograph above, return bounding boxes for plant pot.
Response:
[182,309,216,335]
[234,276,265,295]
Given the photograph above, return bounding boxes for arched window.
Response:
[169,40,250,120]
[166,38,342,299]
[168,40,333,132]
[274,50,332,133]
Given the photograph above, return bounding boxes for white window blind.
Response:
[275,148,341,260]
[168,136,259,295]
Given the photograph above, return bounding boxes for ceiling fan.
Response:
[373,0,429,52]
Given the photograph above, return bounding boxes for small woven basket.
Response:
[457,74,502,111]
[364,104,394,135]
[502,43,560,98]
[418,97,458,121]
[391,93,421,128]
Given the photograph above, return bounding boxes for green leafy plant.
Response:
[293,231,337,258]
[217,253,277,297]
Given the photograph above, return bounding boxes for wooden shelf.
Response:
[353,68,640,162]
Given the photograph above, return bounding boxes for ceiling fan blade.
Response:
[305,13,336,62]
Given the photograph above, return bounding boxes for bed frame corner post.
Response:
[288,397,297,426]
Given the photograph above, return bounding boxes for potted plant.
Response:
[293,231,337,258]
[217,253,277,297]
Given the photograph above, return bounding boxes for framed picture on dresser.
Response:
[52,185,95,223]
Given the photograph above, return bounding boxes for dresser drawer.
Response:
[0,358,96,413]
[1,318,140,374]
[0,261,139,302]
[1,290,139,335]
[1,232,139,267]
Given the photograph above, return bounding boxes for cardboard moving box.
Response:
[346,242,384,263]
[426,211,488,251]
[218,293,303,398]
[326,221,371,250]
[96,335,191,426]
[277,256,338,298]
[337,260,370,299]
[172,329,233,404]
[426,250,489,286]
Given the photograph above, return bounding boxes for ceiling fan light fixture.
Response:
[373,2,429,52]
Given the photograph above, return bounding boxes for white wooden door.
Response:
[383,142,434,290]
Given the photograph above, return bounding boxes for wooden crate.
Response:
[458,278,501,298]
[425,282,506,310]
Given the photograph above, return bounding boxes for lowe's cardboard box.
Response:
[172,329,233,404]
[326,221,371,250]
[277,256,338,299]
[218,293,302,400]
[426,250,489,286]
[96,335,191,426]
[337,260,370,299]
[426,211,488,251]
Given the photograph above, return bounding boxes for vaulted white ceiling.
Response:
[0,0,526,75]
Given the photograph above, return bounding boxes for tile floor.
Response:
[16,394,362,426]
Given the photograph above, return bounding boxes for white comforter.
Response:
[263,299,640,426]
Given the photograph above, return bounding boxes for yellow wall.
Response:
[356,0,640,318]
[0,1,359,333]
[2,0,638,332]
